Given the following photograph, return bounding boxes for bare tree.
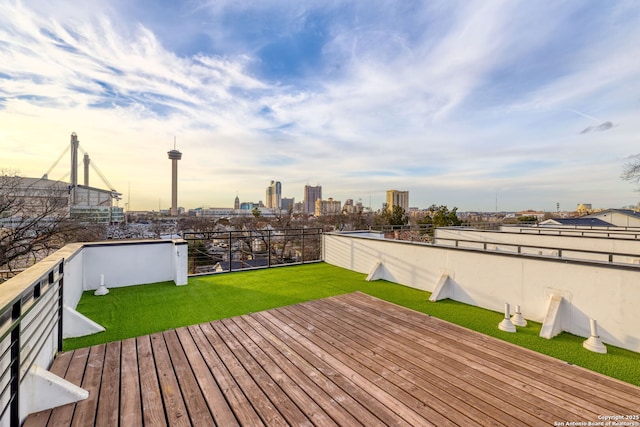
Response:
[178,216,219,233]
[0,173,97,274]
[622,155,640,186]
[1,174,66,271]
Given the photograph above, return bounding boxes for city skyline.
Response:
[1,1,640,212]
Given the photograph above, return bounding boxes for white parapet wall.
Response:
[323,232,640,353]
[65,239,188,308]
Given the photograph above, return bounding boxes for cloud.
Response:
[580,121,614,134]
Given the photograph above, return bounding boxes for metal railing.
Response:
[183,228,323,274]
[0,259,64,427]
[433,236,640,266]
[368,224,435,233]
[502,225,640,240]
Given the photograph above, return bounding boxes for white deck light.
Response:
[511,305,527,327]
[583,318,607,353]
[94,273,109,296]
[498,303,516,332]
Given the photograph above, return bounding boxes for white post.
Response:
[511,304,527,327]
[498,302,516,332]
[94,273,109,296]
[583,318,607,353]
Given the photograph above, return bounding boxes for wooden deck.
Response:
[25,292,640,426]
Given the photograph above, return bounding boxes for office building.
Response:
[281,197,295,212]
[266,181,282,209]
[315,198,341,216]
[304,185,322,215]
[386,190,409,213]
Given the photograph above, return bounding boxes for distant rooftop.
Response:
[587,208,640,219]
[538,217,614,227]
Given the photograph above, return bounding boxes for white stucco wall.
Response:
[82,241,173,291]
[60,245,84,308]
[590,212,640,227]
[323,232,640,353]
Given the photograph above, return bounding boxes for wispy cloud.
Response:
[1,0,640,211]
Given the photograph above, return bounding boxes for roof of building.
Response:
[538,217,614,226]
[9,176,68,189]
[6,176,120,197]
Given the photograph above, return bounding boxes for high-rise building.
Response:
[386,190,409,213]
[234,195,240,210]
[266,181,282,209]
[315,198,341,216]
[304,185,322,215]
[281,197,294,211]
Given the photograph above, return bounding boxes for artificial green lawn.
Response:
[65,262,640,387]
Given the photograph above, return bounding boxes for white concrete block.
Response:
[63,305,105,338]
[20,364,88,420]
[429,274,451,302]
[540,295,564,339]
[366,261,384,281]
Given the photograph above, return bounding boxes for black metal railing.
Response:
[183,228,323,274]
[433,236,640,266]
[502,225,640,239]
[0,259,64,427]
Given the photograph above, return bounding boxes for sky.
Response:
[1,0,640,212]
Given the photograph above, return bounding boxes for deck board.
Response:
[288,301,521,426]
[334,294,613,417]
[337,292,640,414]
[273,305,468,426]
[119,337,143,427]
[150,332,190,427]
[189,323,265,426]
[26,292,640,426]
[229,315,368,427]
[212,320,313,426]
[175,327,239,427]
[70,344,105,427]
[201,321,288,426]
[221,317,338,427]
[137,334,167,427]
[95,340,121,427]
[164,329,217,426]
[318,294,576,423]
[248,310,412,427]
